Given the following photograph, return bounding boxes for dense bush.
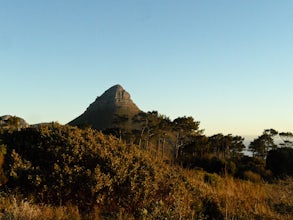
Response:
[0,124,207,218]
[266,147,293,177]
[1,124,292,219]
[235,156,272,180]
[180,155,236,176]
[243,170,263,183]
[3,125,99,207]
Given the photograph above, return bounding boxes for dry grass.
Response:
[0,195,81,220]
[0,174,292,219]
[183,170,293,219]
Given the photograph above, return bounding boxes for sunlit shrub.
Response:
[204,173,221,187]
[1,124,204,218]
[243,170,263,183]
[1,123,292,219]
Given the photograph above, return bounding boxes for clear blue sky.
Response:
[1,0,292,136]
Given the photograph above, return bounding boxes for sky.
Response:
[1,0,293,137]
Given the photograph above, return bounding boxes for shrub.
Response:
[266,147,293,177]
[235,156,272,180]
[204,173,221,187]
[274,202,293,216]
[243,170,263,183]
[201,197,224,220]
[1,124,204,218]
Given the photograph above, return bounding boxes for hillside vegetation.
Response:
[0,123,292,219]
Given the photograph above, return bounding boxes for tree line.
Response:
[0,115,292,218]
[1,114,293,182]
[106,111,293,179]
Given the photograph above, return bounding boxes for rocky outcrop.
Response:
[0,115,29,130]
[68,85,142,130]
[86,84,139,112]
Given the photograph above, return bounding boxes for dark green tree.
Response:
[208,134,245,159]
[249,129,278,159]
[179,135,210,158]
[109,114,131,143]
[209,134,229,159]
[230,135,245,159]
[172,116,201,159]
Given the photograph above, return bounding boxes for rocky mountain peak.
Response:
[86,84,136,112]
[69,84,142,130]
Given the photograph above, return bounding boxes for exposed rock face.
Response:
[0,115,29,130]
[69,85,142,130]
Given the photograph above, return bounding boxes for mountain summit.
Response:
[69,84,141,130]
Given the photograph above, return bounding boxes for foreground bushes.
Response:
[0,124,292,219]
[266,147,293,177]
[0,124,206,218]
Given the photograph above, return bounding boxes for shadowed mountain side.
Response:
[68,84,142,130]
